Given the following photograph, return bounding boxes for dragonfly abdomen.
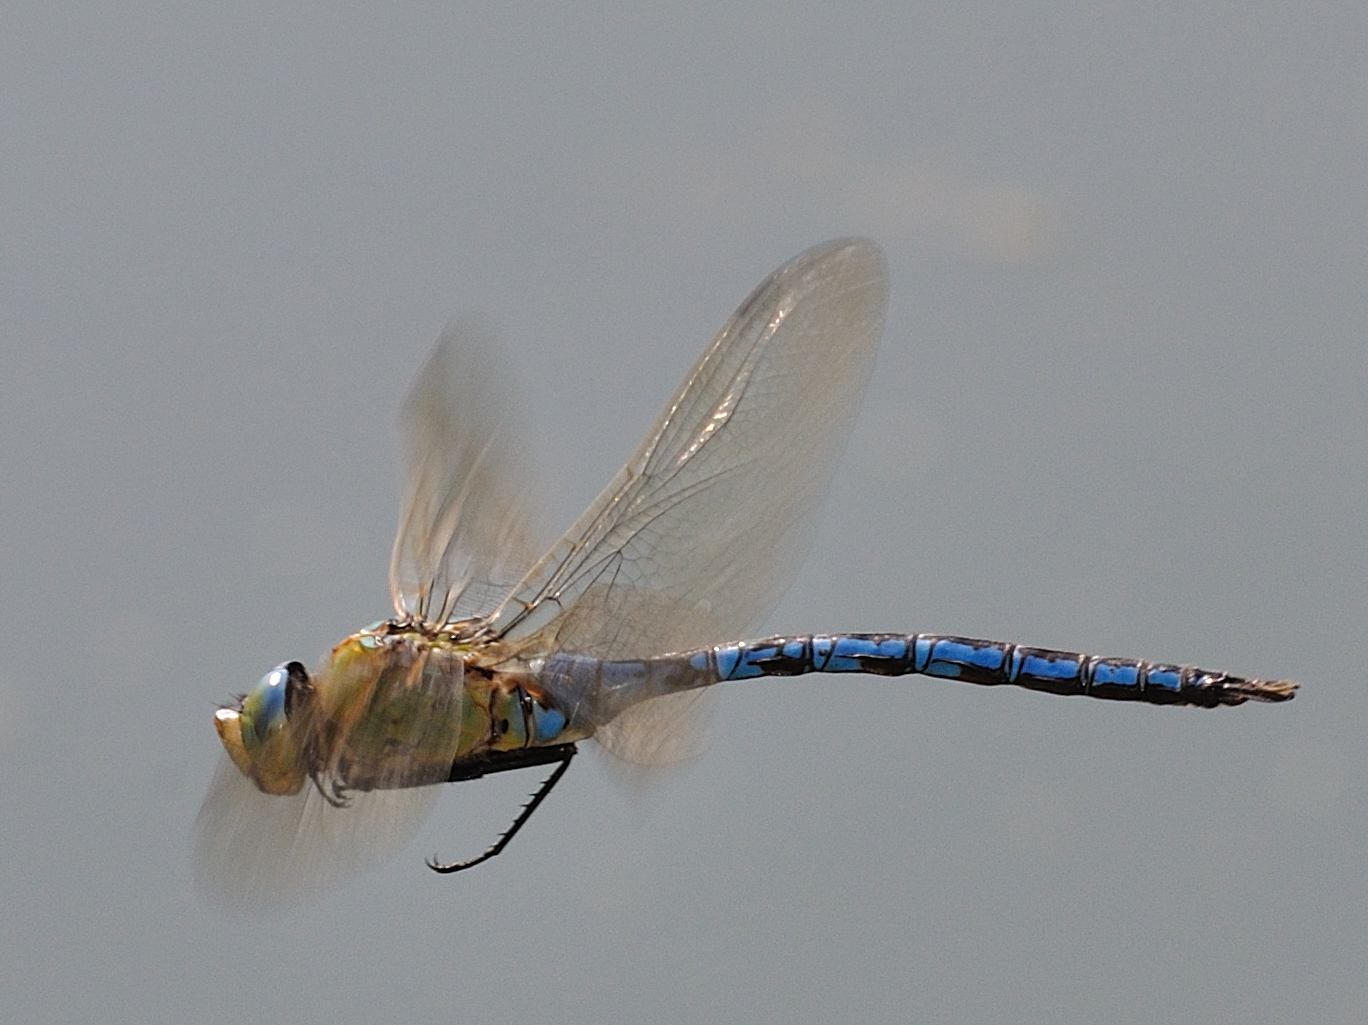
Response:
[689,633,1297,708]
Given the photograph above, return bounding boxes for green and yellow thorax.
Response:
[214,621,579,797]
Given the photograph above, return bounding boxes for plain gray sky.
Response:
[4,4,1365,1023]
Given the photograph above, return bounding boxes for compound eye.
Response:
[250,664,291,737]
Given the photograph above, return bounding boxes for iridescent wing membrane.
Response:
[484,240,888,760]
[390,321,544,626]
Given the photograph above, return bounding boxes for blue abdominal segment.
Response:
[598,633,1300,709]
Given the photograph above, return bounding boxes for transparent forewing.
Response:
[487,239,888,668]
[194,756,438,910]
[390,321,543,626]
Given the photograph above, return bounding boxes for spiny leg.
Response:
[427,745,578,875]
[308,770,350,809]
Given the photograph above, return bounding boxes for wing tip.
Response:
[774,237,890,318]
[798,236,887,274]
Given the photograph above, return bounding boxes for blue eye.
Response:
[258,665,289,720]
[241,663,293,747]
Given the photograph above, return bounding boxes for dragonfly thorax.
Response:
[212,624,565,799]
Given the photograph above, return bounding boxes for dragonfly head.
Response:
[214,661,314,795]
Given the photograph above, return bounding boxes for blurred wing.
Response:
[390,321,543,626]
[193,757,437,911]
[486,239,888,760]
[195,647,468,907]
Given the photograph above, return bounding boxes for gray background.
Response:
[4,5,1364,1023]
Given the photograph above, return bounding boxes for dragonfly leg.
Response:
[427,745,578,875]
[308,770,350,808]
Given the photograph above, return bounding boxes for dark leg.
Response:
[427,744,578,874]
[445,742,579,783]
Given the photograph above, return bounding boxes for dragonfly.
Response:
[195,239,1297,901]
